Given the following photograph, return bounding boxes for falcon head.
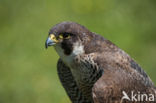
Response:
[45,22,92,59]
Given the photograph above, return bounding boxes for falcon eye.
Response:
[61,33,71,39]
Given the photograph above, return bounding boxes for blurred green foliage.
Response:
[0,0,156,103]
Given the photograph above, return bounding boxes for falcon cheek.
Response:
[61,40,73,55]
[61,40,85,56]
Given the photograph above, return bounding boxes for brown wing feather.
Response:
[86,35,156,102]
[91,49,156,103]
[92,69,156,103]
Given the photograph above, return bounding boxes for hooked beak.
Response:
[45,34,58,49]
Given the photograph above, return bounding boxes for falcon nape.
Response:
[45,22,156,103]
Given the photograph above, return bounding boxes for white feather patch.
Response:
[72,42,84,56]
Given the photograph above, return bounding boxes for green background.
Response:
[0,0,156,103]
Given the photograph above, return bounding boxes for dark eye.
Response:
[59,33,73,39]
[63,33,70,38]
[61,33,72,39]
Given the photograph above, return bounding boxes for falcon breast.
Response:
[45,22,156,103]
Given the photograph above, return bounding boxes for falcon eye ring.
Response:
[59,34,63,39]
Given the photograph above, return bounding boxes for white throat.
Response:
[72,42,84,56]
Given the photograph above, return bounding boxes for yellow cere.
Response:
[49,34,59,42]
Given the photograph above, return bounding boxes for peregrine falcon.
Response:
[45,22,156,103]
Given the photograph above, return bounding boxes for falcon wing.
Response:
[92,68,127,103]
[92,69,156,103]
[91,52,156,103]
[57,59,91,103]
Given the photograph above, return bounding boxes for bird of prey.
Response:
[45,22,156,103]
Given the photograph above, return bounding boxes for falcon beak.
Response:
[45,34,58,49]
